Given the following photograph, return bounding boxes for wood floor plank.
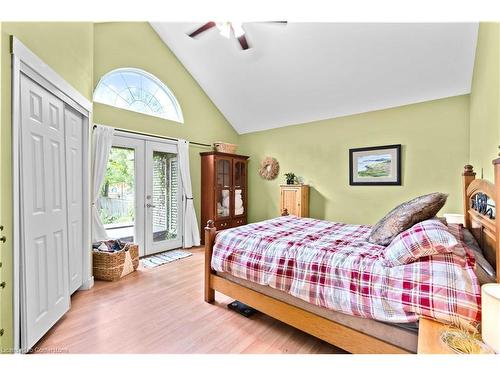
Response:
[34,247,346,354]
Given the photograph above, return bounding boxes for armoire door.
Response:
[233,159,246,219]
[19,75,70,349]
[215,157,232,221]
[64,106,84,294]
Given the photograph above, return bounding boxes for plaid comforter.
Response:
[211,215,481,328]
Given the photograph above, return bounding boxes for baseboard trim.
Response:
[79,276,94,290]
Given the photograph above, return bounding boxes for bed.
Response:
[203,163,500,354]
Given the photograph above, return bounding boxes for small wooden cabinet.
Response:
[280,184,309,217]
[417,317,455,354]
[200,151,249,242]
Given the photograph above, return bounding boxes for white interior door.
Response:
[64,106,83,294]
[19,75,70,349]
[145,141,182,255]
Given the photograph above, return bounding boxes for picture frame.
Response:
[349,144,401,186]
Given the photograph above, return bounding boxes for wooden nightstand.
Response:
[418,318,495,354]
[280,184,309,217]
[418,317,495,354]
[417,317,455,354]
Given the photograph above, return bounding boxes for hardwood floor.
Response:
[35,247,346,354]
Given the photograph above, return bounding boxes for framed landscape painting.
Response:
[349,144,401,185]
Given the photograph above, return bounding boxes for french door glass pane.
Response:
[152,151,178,243]
[98,146,135,242]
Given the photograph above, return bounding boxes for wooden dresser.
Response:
[200,151,249,242]
[280,184,309,217]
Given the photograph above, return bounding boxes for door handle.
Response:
[146,203,156,208]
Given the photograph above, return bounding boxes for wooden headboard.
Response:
[462,161,500,282]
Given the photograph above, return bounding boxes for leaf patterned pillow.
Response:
[368,192,448,246]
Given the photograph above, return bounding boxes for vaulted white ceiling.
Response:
[151,22,478,134]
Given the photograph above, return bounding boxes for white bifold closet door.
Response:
[19,74,84,349]
[64,107,84,294]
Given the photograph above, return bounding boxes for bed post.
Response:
[462,165,476,228]
[204,220,216,302]
[493,158,500,282]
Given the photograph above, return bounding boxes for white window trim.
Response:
[11,36,93,352]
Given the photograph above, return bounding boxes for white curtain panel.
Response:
[178,139,201,248]
[91,125,115,242]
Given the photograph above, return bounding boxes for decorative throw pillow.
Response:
[368,192,448,246]
[383,219,458,267]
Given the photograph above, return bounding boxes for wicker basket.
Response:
[93,243,139,281]
[214,142,238,154]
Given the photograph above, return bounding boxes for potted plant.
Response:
[284,172,297,185]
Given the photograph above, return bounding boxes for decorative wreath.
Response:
[258,157,280,180]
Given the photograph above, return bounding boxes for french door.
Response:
[98,134,182,256]
[145,141,183,254]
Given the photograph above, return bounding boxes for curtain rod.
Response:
[93,125,212,148]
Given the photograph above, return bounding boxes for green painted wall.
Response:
[239,96,470,225]
[0,21,94,351]
[93,22,238,224]
[469,22,500,182]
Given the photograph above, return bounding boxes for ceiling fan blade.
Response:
[237,34,250,50]
[188,21,216,38]
[253,21,287,25]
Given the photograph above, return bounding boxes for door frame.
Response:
[111,130,184,256]
[11,37,92,352]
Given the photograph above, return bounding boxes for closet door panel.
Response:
[20,75,70,350]
[64,106,84,294]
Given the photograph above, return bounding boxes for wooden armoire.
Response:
[200,151,249,241]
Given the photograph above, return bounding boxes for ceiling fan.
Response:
[187,21,287,50]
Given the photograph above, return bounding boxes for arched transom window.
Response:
[93,68,184,123]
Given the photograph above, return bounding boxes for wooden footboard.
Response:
[203,220,412,354]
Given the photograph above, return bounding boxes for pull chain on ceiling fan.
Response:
[188,21,287,50]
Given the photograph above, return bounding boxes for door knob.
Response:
[146,203,156,208]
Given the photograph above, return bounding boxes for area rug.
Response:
[141,249,192,269]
